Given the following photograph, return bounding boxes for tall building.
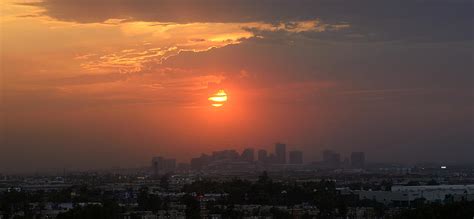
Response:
[190,154,210,170]
[267,154,276,164]
[343,157,350,168]
[275,143,287,164]
[351,152,365,169]
[257,149,268,163]
[177,162,190,172]
[322,150,333,163]
[151,156,176,175]
[151,156,163,175]
[241,148,255,162]
[212,150,239,161]
[289,150,303,164]
[322,150,341,168]
[190,158,203,171]
[164,158,176,170]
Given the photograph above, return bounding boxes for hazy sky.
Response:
[1,0,473,172]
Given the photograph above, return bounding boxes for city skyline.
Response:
[154,144,366,165]
[1,139,473,173]
[152,144,369,175]
[1,0,472,217]
[1,0,473,173]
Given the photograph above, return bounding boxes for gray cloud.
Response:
[28,0,473,42]
[155,34,474,161]
[161,36,473,90]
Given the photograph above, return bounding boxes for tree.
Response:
[182,194,200,218]
[380,180,393,191]
[269,207,290,218]
[137,187,162,212]
[258,171,271,184]
[56,201,121,219]
[406,181,421,186]
[395,201,474,219]
[427,179,439,185]
[160,173,171,190]
[312,180,337,218]
[0,190,28,218]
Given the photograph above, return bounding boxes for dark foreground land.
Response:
[1,171,474,219]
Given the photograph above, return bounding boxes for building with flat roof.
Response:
[257,149,268,163]
[275,143,286,164]
[322,150,341,168]
[351,152,365,169]
[359,184,474,205]
[152,157,176,175]
[289,151,303,164]
[241,148,255,162]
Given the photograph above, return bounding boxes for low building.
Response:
[359,184,474,205]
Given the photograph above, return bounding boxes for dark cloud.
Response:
[28,0,473,42]
[155,34,474,162]
[161,36,473,91]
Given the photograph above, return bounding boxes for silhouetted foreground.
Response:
[53,201,474,219]
[394,201,474,219]
[1,172,473,218]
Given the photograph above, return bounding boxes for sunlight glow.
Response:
[208,89,228,107]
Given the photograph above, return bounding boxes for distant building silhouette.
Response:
[322,150,341,168]
[241,148,255,162]
[151,156,176,175]
[275,143,287,164]
[190,158,201,171]
[289,150,303,164]
[343,157,350,168]
[258,149,268,163]
[212,150,239,161]
[268,153,276,164]
[190,154,210,171]
[351,152,366,169]
[177,162,190,172]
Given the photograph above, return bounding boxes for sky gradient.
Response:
[1,0,473,173]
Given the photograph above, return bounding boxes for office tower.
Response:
[333,153,341,167]
[212,150,239,161]
[267,154,276,164]
[241,148,255,162]
[351,152,366,169]
[151,157,176,175]
[258,149,268,163]
[190,154,210,170]
[275,143,287,164]
[322,150,341,168]
[151,156,164,175]
[163,158,176,171]
[190,158,202,171]
[177,163,190,172]
[322,150,333,163]
[343,157,350,168]
[289,150,303,164]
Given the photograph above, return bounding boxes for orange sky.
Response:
[1,0,472,172]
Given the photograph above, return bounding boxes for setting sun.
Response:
[208,89,228,107]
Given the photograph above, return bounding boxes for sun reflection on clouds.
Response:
[71,19,346,74]
[77,47,179,73]
[2,0,351,109]
[72,21,259,73]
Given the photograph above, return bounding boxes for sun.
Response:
[208,89,228,107]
